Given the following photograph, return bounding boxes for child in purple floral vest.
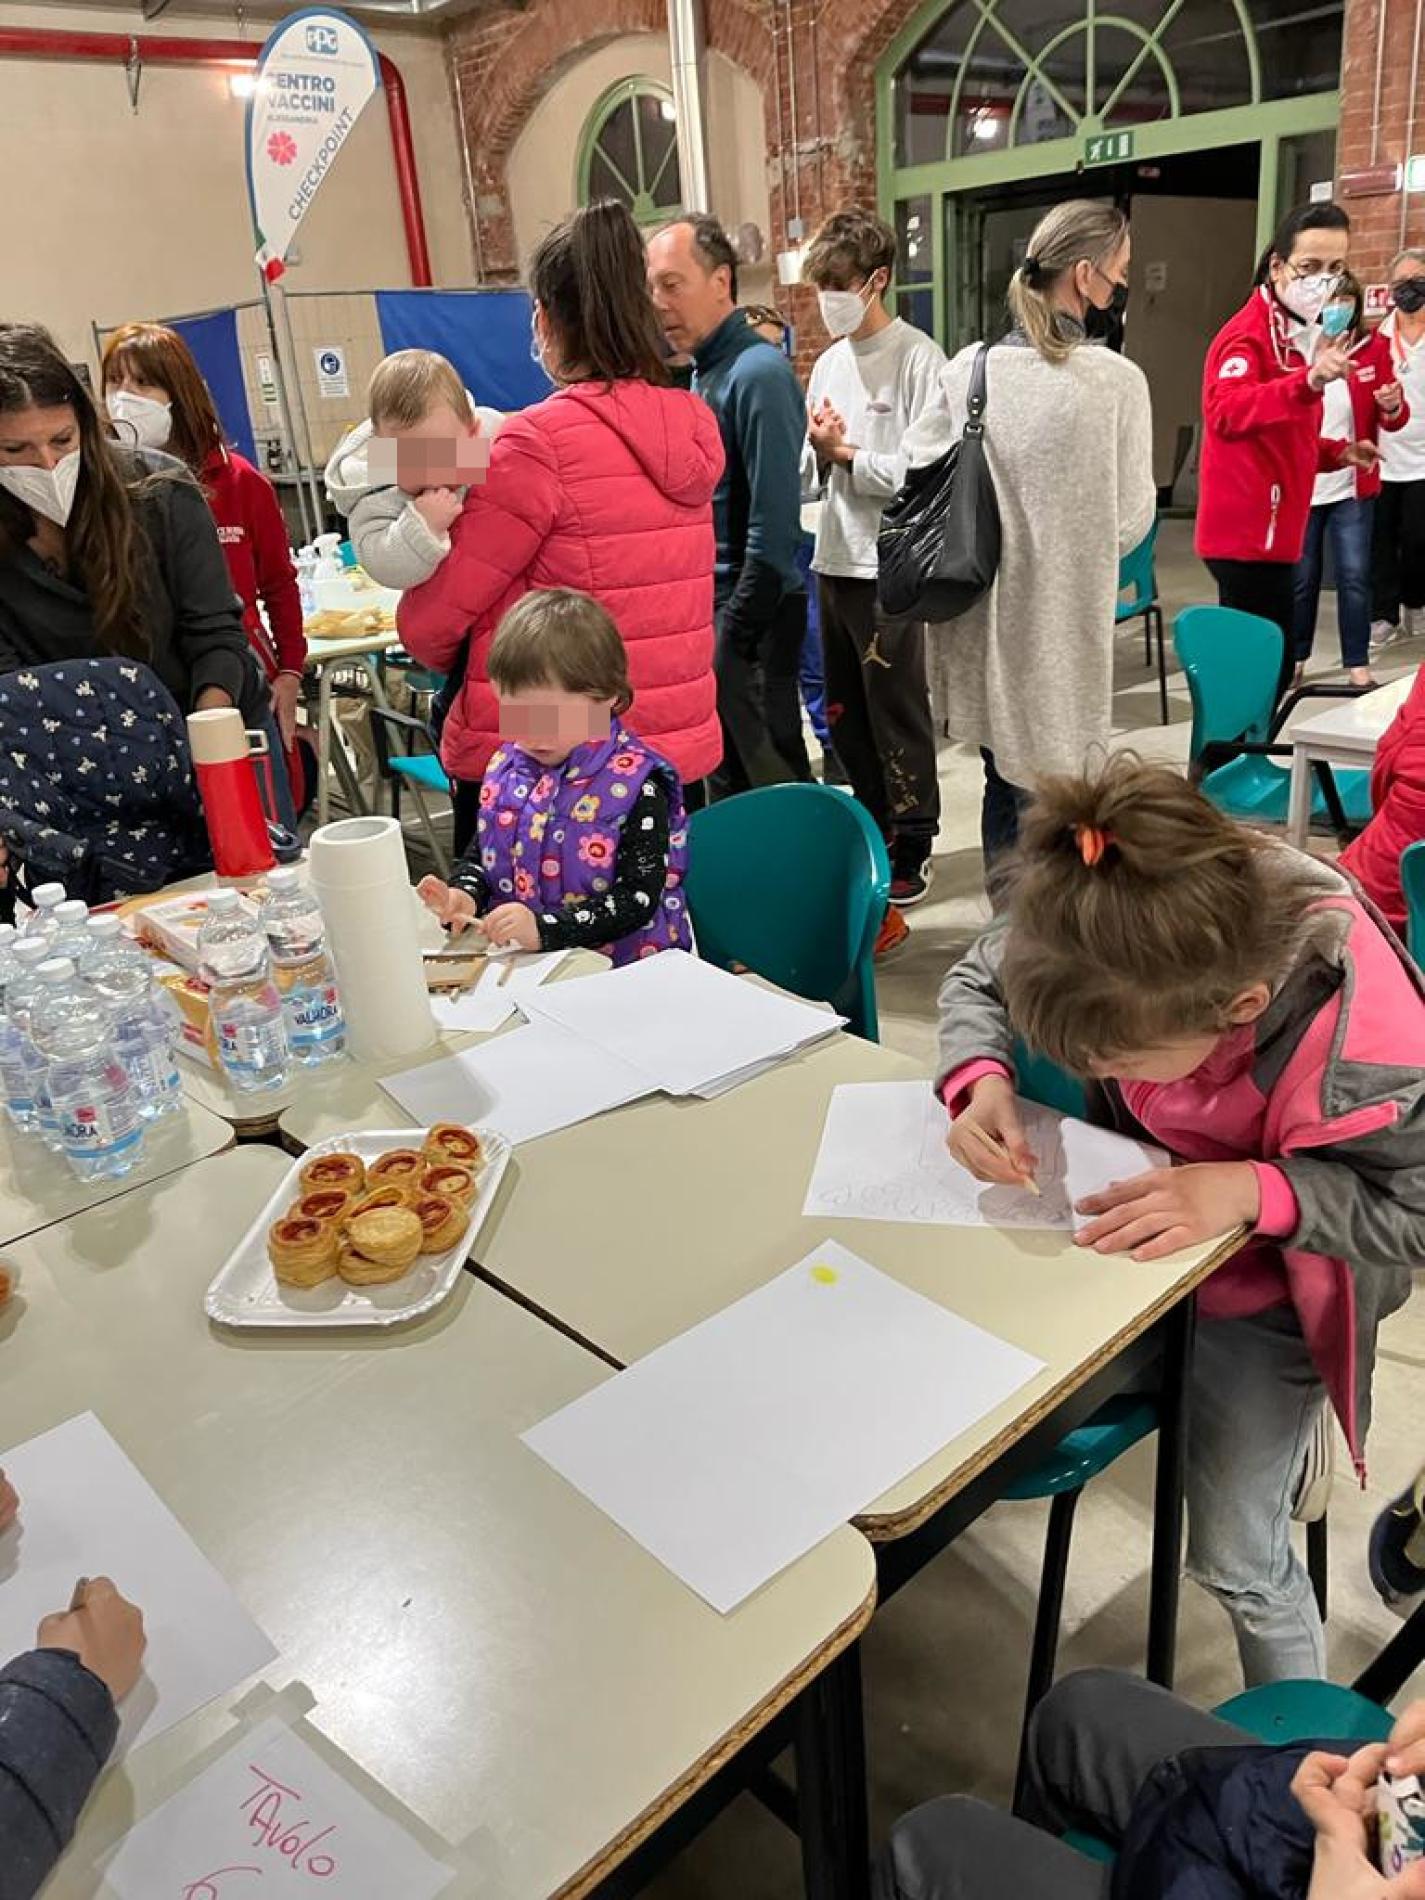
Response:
[418,588,691,964]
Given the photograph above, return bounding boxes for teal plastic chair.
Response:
[367,694,453,875]
[685,784,890,1041]
[1402,840,1425,961]
[1174,605,1373,835]
[1117,522,1168,727]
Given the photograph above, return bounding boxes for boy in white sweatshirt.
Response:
[805,210,946,909]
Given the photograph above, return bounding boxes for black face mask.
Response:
[1393,278,1425,315]
[1085,284,1128,341]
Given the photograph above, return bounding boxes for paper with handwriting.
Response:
[802,1081,1165,1229]
[102,1717,455,1900]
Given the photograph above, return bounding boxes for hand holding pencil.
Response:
[945,1074,1040,1194]
[36,1576,147,1703]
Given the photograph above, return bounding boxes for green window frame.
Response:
[577,78,684,228]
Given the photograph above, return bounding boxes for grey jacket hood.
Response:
[323,397,504,513]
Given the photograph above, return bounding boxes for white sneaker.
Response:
[1371,619,1405,650]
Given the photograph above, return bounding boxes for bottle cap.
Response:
[87,916,122,940]
[187,707,250,766]
[55,901,89,926]
[37,958,75,983]
[30,883,66,908]
[12,939,52,965]
[267,866,300,890]
[206,889,241,913]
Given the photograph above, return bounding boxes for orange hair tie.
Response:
[1075,823,1113,867]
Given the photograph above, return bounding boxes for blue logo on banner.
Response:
[305,23,340,55]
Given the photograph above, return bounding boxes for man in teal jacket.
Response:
[648,216,808,797]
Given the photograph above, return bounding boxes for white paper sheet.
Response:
[429,949,569,1034]
[0,1414,276,1754]
[802,1082,1167,1230]
[519,950,842,1096]
[103,1716,454,1900]
[381,1017,652,1145]
[524,1242,1044,1613]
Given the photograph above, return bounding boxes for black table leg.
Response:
[795,1641,871,1900]
[1147,1295,1196,1688]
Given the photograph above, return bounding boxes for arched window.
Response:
[894,0,1344,166]
[578,79,684,226]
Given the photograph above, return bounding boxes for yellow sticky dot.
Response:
[810,1264,839,1285]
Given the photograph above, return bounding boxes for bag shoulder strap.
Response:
[964,343,990,435]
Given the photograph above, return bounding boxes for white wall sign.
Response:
[257,352,279,407]
[314,345,350,399]
[246,10,382,283]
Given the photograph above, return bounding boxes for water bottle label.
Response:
[218,1019,284,1072]
[290,986,342,1042]
[60,1101,143,1160]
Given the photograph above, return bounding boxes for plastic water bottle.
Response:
[258,866,346,1065]
[0,924,17,995]
[23,882,66,948]
[85,916,184,1120]
[197,889,291,1093]
[51,898,91,966]
[29,958,144,1181]
[0,937,61,1140]
[0,928,33,1130]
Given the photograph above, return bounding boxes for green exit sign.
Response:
[1084,130,1134,166]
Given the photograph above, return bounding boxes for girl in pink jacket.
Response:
[937,756,1425,1688]
[398,201,724,851]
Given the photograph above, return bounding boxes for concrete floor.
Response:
[648,518,1425,1900]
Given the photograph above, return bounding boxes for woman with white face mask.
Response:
[0,322,262,727]
[102,323,305,766]
[1197,202,1380,699]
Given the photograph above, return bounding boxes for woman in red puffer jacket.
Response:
[1341,665,1425,933]
[398,201,724,852]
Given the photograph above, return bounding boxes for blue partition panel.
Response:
[171,308,257,463]
[375,289,554,413]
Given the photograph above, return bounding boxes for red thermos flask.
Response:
[187,708,277,878]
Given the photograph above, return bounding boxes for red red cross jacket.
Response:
[1195,286,1349,565]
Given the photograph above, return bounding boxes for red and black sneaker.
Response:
[890,845,935,908]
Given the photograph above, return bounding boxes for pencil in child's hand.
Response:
[985,1130,1040,1196]
[68,1576,89,1611]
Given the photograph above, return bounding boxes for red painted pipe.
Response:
[0,26,433,286]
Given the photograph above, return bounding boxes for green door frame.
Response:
[875,0,1339,348]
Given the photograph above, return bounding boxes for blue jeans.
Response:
[1292,495,1374,669]
[1187,1305,1328,1684]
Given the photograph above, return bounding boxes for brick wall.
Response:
[442,0,928,376]
[1337,0,1425,289]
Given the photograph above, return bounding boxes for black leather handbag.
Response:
[876,343,1000,622]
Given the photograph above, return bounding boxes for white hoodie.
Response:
[323,400,504,591]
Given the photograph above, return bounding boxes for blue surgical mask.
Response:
[1320,300,1354,340]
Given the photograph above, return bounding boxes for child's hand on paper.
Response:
[412,487,463,537]
[947,1075,1039,1188]
[417,876,478,937]
[0,1468,17,1533]
[1075,1160,1259,1261]
[38,1577,147,1702]
[479,903,541,953]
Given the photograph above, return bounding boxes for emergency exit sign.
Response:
[1084,130,1134,166]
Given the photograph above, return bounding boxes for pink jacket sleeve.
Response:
[396,418,562,672]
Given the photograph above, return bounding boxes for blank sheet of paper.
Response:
[381,1017,651,1145]
[103,1716,454,1900]
[0,1413,275,1754]
[523,1242,1044,1612]
[803,1081,1166,1229]
[520,950,841,1096]
[429,949,570,1035]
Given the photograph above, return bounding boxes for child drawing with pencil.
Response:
[936,755,1425,1689]
[417,589,691,965]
